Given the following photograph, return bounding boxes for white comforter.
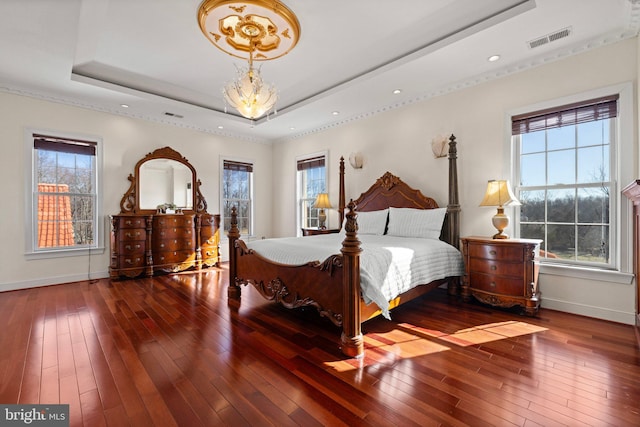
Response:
[245,234,464,318]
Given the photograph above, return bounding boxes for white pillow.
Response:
[353,209,388,235]
[387,207,447,239]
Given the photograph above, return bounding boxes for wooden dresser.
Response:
[460,236,542,315]
[110,147,220,279]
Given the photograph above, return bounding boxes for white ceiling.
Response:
[0,0,638,143]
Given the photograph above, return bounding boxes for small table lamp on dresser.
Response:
[313,193,332,229]
[479,180,521,239]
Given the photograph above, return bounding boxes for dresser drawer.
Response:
[154,250,197,265]
[468,258,523,278]
[154,238,195,251]
[117,228,146,241]
[153,215,194,228]
[469,272,524,295]
[115,216,147,229]
[117,255,146,268]
[118,241,145,254]
[154,227,194,240]
[468,242,523,262]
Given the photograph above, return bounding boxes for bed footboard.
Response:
[227,203,364,358]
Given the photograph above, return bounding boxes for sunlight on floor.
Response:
[324,320,548,371]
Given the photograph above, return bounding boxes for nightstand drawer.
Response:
[468,258,523,278]
[470,272,524,295]
[468,243,523,262]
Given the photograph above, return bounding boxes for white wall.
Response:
[0,92,272,290]
[272,37,638,324]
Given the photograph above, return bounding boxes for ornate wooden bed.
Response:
[227,135,460,358]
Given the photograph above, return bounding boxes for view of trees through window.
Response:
[222,160,253,234]
[515,97,616,266]
[34,138,97,249]
[297,155,326,229]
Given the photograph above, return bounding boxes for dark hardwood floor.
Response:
[1,264,639,426]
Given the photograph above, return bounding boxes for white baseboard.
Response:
[0,270,110,293]
[541,297,636,325]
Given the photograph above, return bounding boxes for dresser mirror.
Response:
[119,146,207,214]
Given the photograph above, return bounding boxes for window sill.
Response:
[26,246,105,260]
[540,263,634,285]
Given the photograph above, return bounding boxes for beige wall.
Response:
[0,37,637,324]
[0,93,272,290]
[272,37,639,324]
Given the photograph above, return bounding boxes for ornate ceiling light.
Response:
[198,0,301,120]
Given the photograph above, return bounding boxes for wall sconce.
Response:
[431,135,448,158]
[348,152,363,169]
[479,180,521,239]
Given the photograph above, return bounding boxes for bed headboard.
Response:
[338,135,460,248]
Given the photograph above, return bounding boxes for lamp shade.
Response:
[479,180,521,207]
[312,193,333,209]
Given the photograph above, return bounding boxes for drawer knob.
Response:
[490,282,496,287]
[490,265,497,271]
[489,250,497,255]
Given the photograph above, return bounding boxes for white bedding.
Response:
[245,234,464,319]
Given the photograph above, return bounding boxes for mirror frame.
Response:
[119,146,208,214]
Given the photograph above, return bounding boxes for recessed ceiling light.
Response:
[217,125,224,129]
[120,104,129,108]
[290,127,295,130]
[332,111,339,115]
[393,89,402,94]
[488,55,501,62]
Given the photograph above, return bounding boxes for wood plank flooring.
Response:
[1,264,639,426]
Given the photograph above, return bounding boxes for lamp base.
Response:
[318,209,327,230]
[491,207,510,239]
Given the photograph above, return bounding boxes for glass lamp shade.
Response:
[223,65,277,120]
[479,180,520,239]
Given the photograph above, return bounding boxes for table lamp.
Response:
[479,180,521,239]
[313,193,333,229]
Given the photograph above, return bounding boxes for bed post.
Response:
[227,206,241,298]
[447,134,460,250]
[340,200,364,358]
[338,156,346,227]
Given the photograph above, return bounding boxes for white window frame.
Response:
[24,128,104,259]
[296,151,328,235]
[506,82,634,275]
[220,156,254,238]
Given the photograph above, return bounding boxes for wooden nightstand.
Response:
[460,236,542,315]
[301,228,340,236]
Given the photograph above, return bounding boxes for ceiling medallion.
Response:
[198,0,300,61]
[198,0,300,120]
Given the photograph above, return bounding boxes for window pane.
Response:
[547,189,574,223]
[577,119,606,147]
[577,145,608,183]
[547,125,574,150]
[521,131,545,154]
[577,187,609,223]
[520,152,545,186]
[577,225,608,263]
[546,224,575,261]
[547,149,575,185]
[519,190,545,222]
[520,223,544,241]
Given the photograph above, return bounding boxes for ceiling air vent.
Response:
[164,112,184,119]
[527,26,572,49]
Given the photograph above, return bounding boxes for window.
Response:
[513,95,618,267]
[222,159,253,235]
[28,132,101,256]
[296,153,327,232]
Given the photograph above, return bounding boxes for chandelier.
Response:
[198,0,301,120]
